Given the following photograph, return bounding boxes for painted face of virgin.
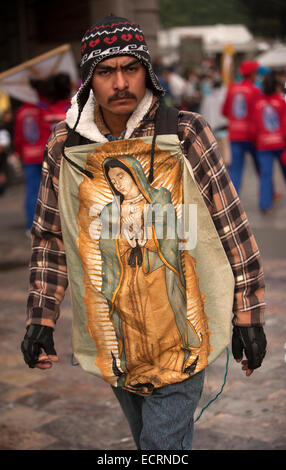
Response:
[108,167,140,200]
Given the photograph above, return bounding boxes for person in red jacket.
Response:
[41,73,72,142]
[250,72,286,212]
[14,74,72,232]
[14,79,50,232]
[222,60,262,194]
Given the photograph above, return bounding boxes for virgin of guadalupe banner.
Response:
[59,135,235,396]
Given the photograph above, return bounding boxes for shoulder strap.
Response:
[154,102,179,135]
[148,102,179,184]
[65,125,93,148]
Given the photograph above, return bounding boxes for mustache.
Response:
[108,91,137,103]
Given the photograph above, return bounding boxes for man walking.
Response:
[21,15,267,450]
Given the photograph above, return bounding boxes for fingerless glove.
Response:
[232,325,267,370]
[21,324,57,368]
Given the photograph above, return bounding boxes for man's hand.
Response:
[21,324,59,369]
[232,325,267,377]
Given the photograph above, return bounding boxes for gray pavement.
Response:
[0,155,285,450]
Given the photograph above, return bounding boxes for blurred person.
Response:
[200,77,231,167]
[41,73,72,140]
[151,56,164,77]
[20,14,266,451]
[255,65,271,90]
[13,78,50,233]
[200,72,213,97]
[273,73,286,185]
[275,70,286,98]
[0,107,15,159]
[161,65,186,107]
[0,128,11,195]
[281,149,286,175]
[14,75,71,233]
[222,60,262,194]
[250,72,286,213]
[157,67,174,107]
[181,69,202,113]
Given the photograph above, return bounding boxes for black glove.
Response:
[21,324,57,368]
[232,325,267,370]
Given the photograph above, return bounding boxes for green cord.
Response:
[71,353,79,366]
[194,346,230,423]
[70,347,230,418]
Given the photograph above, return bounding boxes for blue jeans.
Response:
[229,141,259,194]
[112,369,205,450]
[257,149,283,210]
[23,163,42,230]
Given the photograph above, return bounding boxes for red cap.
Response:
[238,60,259,76]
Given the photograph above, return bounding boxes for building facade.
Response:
[0,0,160,73]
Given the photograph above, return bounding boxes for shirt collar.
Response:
[94,103,126,141]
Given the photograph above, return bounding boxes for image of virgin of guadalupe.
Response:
[99,155,203,393]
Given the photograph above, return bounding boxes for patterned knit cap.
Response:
[77,13,164,112]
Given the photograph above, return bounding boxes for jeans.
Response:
[229,141,259,194]
[23,163,42,230]
[257,149,283,210]
[112,369,205,450]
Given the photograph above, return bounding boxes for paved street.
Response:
[0,155,285,451]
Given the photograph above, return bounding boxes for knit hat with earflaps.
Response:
[63,14,165,182]
[77,13,165,114]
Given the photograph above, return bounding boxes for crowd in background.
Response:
[0,57,286,234]
[155,59,286,214]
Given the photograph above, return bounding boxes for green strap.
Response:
[195,347,230,423]
[71,353,79,366]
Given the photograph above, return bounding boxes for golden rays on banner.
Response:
[77,138,211,392]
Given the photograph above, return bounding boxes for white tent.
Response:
[0,44,78,104]
[256,44,286,69]
[158,24,259,63]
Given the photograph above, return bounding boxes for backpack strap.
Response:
[148,102,179,183]
[65,125,93,148]
[154,102,179,136]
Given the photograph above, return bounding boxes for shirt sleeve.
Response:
[26,122,69,329]
[179,112,266,326]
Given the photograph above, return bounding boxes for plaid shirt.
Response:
[26,98,266,329]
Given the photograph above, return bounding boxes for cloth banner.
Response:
[58,135,235,395]
[0,44,78,104]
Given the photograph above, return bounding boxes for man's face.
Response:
[91,56,146,118]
